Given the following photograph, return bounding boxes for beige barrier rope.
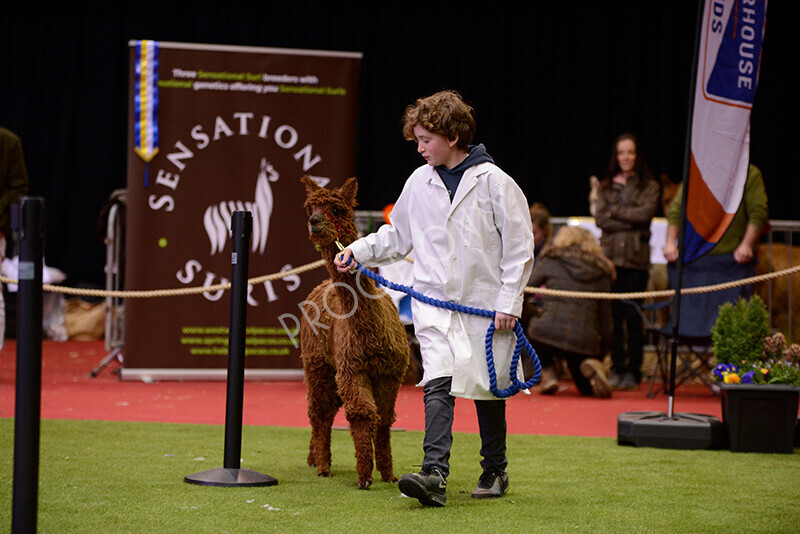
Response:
[0,259,326,299]
[0,260,798,301]
[524,263,800,300]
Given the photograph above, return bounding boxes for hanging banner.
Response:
[123,41,362,378]
[132,39,160,187]
[684,0,767,262]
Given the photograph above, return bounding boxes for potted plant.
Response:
[711,295,800,454]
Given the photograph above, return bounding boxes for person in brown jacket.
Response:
[594,133,660,391]
[0,126,30,349]
[526,225,616,398]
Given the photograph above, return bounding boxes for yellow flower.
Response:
[760,368,768,374]
[724,373,741,384]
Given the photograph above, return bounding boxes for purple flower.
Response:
[741,371,756,384]
[713,363,738,380]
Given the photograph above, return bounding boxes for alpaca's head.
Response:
[660,173,680,216]
[301,176,360,250]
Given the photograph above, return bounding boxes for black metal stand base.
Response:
[184,467,278,487]
[90,347,123,377]
[617,411,726,450]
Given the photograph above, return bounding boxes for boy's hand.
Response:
[334,248,358,272]
[494,311,517,330]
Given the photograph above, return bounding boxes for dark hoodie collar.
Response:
[445,143,494,173]
[436,144,494,201]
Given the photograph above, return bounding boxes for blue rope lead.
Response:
[340,250,541,398]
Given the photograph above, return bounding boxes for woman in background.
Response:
[523,202,554,389]
[529,202,552,257]
[594,133,659,390]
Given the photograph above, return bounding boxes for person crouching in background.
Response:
[522,202,554,387]
[526,225,615,398]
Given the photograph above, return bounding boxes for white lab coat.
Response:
[349,162,534,400]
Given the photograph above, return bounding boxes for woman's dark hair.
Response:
[601,133,655,188]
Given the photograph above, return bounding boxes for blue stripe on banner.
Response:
[684,219,718,265]
[151,42,159,151]
[134,41,143,152]
[132,39,159,187]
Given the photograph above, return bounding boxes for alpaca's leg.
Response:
[373,375,402,482]
[339,372,380,489]
[305,365,341,477]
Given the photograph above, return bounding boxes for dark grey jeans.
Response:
[421,376,507,478]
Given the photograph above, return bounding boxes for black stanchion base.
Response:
[617,411,726,450]
[184,468,278,487]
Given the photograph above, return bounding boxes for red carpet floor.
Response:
[0,340,725,438]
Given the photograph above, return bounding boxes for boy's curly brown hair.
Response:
[401,90,476,150]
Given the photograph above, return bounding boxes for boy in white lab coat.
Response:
[335,90,534,506]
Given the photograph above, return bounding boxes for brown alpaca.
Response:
[757,242,800,343]
[660,173,680,217]
[299,175,410,489]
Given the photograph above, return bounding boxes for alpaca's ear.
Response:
[301,175,321,195]
[340,177,358,205]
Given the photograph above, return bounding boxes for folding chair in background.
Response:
[624,254,754,398]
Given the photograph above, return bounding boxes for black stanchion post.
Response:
[223,210,250,469]
[185,211,277,487]
[12,197,45,533]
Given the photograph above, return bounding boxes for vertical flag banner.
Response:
[124,41,362,378]
[684,0,767,263]
[133,40,160,187]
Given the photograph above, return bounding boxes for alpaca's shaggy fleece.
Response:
[299,176,410,489]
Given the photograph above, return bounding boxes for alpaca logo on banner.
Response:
[203,158,277,255]
[155,110,328,306]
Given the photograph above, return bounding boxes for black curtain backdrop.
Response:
[1,1,796,289]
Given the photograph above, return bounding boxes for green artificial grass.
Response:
[1,418,799,533]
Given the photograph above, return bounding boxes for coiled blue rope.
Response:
[339,247,541,398]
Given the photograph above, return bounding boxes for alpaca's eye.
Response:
[332,207,341,217]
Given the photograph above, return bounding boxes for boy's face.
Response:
[413,124,460,168]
